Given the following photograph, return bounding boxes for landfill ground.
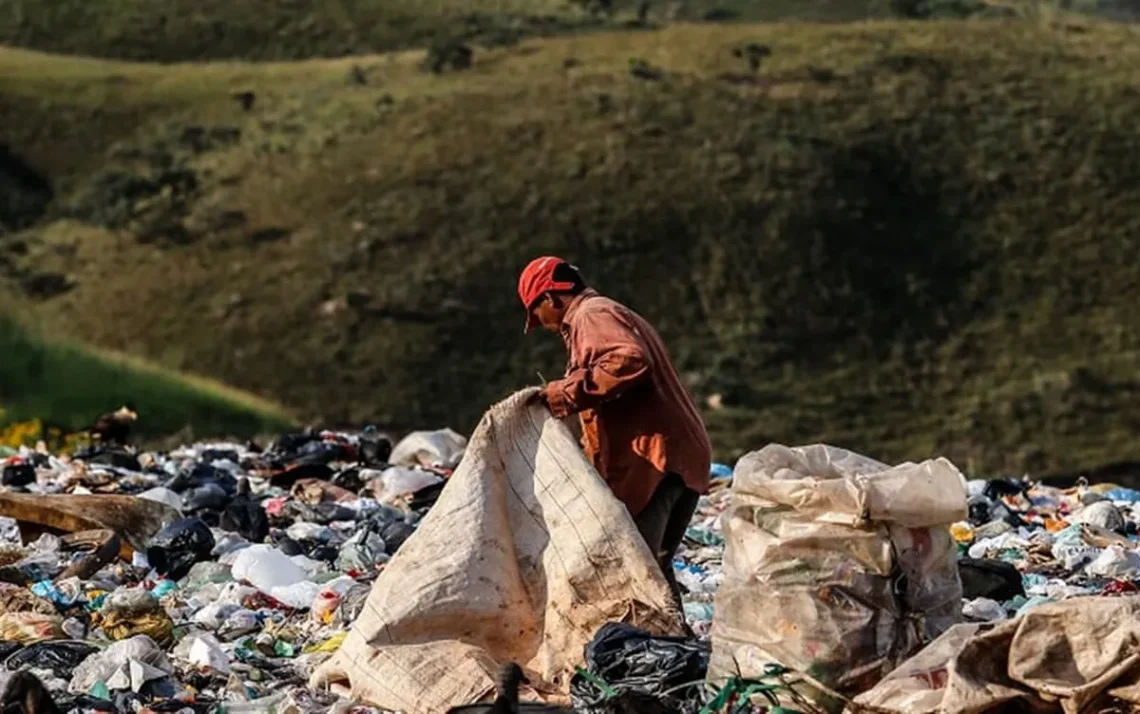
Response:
[1,427,1139,713]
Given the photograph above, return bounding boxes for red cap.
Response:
[518,256,577,333]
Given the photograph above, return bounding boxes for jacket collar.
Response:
[560,288,598,337]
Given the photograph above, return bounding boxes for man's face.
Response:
[531,294,563,332]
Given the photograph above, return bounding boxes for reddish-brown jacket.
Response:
[544,289,711,516]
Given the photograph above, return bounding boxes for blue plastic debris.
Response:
[710,463,733,481]
[1106,488,1140,504]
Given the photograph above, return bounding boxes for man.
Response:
[518,256,712,611]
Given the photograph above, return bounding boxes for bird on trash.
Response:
[88,404,139,446]
[446,663,573,714]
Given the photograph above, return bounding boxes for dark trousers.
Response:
[634,472,700,613]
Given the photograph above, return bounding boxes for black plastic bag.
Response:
[146,518,216,580]
[959,558,1025,602]
[380,521,416,554]
[570,623,710,714]
[199,449,240,464]
[183,483,229,511]
[1,463,35,488]
[6,640,98,678]
[331,468,365,493]
[166,463,237,495]
[76,447,142,473]
[358,429,392,467]
[220,500,269,543]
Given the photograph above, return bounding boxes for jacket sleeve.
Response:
[544,310,651,418]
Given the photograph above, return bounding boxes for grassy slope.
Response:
[0,317,295,441]
[0,0,887,61]
[3,20,1140,474]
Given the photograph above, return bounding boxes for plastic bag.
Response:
[98,588,174,645]
[146,518,216,580]
[137,487,184,512]
[0,518,21,547]
[711,444,967,703]
[570,623,710,714]
[961,597,1007,622]
[1,463,36,487]
[185,633,231,674]
[363,467,443,506]
[70,635,172,694]
[6,640,98,677]
[335,529,386,572]
[0,583,57,616]
[388,429,467,469]
[221,498,270,544]
[1070,501,1125,533]
[958,558,1025,601]
[1086,545,1140,578]
[230,545,320,609]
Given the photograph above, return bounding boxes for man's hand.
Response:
[526,386,550,407]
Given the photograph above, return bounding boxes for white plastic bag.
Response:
[230,545,320,609]
[363,467,443,505]
[389,429,467,469]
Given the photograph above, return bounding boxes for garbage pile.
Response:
[0,425,467,714]
[948,478,1140,617]
[5,413,1140,714]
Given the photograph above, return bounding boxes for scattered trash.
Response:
[5,406,1140,714]
[0,492,177,558]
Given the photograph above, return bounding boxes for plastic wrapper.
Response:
[570,623,710,713]
[710,444,967,706]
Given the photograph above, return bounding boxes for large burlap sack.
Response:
[852,596,1140,714]
[710,444,967,707]
[310,389,683,713]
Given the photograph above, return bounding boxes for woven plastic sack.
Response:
[710,444,967,707]
[852,596,1140,714]
[311,389,683,713]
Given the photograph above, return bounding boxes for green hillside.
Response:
[0,317,295,443]
[2,19,1139,474]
